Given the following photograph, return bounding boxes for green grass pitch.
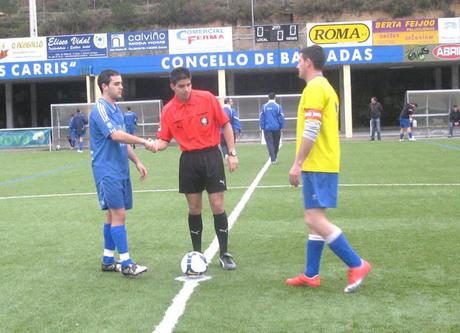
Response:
[0,139,459,333]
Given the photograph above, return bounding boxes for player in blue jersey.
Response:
[220,98,241,157]
[124,106,138,148]
[72,109,88,153]
[260,92,285,164]
[89,69,157,277]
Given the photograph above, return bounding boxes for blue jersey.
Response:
[68,116,76,137]
[222,104,241,133]
[72,112,88,135]
[260,100,285,131]
[90,98,129,182]
[124,111,138,128]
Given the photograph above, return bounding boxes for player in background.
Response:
[67,113,76,149]
[399,101,417,141]
[369,96,383,141]
[153,67,239,270]
[260,92,285,164]
[285,45,371,293]
[220,97,241,158]
[73,108,88,153]
[124,106,138,148]
[448,104,460,137]
[89,69,157,277]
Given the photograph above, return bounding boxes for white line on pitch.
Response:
[1,183,459,201]
[152,158,273,333]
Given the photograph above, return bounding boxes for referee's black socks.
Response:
[213,212,229,256]
[188,214,203,253]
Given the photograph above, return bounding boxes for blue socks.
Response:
[304,235,325,278]
[102,223,116,264]
[110,225,133,267]
[328,233,362,268]
[303,229,362,276]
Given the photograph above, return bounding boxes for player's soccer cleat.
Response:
[121,263,148,277]
[344,260,371,293]
[399,139,404,142]
[219,252,236,270]
[285,274,320,287]
[409,137,416,141]
[101,261,121,272]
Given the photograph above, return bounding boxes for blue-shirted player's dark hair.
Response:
[224,98,230,104]
[97,69,120,93]
[170,67,191,84]
[268,92,276,100]
[299,45,326,70]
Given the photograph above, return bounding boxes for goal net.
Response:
[406,89,460,137]
[50,100,162,150]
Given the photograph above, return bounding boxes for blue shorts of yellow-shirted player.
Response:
[302,172,338,209]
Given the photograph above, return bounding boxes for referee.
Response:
[154,67,239,270]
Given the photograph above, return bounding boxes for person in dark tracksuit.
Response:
[260,92,285,164]
[448,105,460,137]
[72,109,88,152]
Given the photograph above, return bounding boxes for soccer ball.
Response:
[180,251,208,277]
[55,144,61,151]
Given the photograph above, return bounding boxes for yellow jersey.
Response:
[296,76,340,172]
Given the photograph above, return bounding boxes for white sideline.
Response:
[1,183,460,201]
[152,158,272,333]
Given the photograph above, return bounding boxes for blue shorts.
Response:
[400,118,410,129]
[96,177,133,210]
[126,126,136,135]
[302,172,339,209]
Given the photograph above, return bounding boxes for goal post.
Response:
[406,89,460,137]
[50,99,162,150]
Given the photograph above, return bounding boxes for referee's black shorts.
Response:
[179,146,227,194]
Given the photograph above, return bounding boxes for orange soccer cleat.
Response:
[344,260,372,293]
[285,273,320,287]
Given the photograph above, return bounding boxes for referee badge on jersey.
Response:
[200,116,209,126]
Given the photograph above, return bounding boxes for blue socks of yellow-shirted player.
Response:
[305,235,325,278]
[328,232,362,268]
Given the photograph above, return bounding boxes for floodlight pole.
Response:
[29,0,38,37]
[251,0,255,48]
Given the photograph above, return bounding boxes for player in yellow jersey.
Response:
[285,45,371,293]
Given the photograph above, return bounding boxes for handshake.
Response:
[142,138,159,153]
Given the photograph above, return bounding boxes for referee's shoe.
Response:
[219,253,236,270]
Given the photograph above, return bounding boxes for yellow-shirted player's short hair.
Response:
[299,45,326,70]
